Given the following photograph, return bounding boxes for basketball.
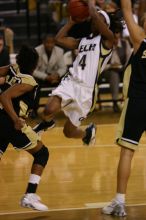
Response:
[68,0,89,22]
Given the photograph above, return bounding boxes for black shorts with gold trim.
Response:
[116,98,146,150]
[0,110,41,156]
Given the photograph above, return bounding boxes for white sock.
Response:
[29,174,41,184]
[115,193,125,203]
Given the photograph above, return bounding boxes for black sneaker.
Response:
[82,123,96,145]
[33,120,55,133]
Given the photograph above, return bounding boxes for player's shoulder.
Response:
[19,74,37,87]
[10,64,19,72]
[11,64,37,87]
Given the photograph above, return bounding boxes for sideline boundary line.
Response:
[1,203,146,216]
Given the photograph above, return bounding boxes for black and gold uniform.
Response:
[0,65,40,157]
[116,39,146,150]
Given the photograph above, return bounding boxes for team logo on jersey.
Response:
[142,50,146,59]
[6,75,21,85]
[79,44,96,53]
[79,117,85,121]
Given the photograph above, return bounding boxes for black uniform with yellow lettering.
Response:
[116,39,146,150]
[0,65,40,156]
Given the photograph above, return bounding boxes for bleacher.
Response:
[0,0,54,52]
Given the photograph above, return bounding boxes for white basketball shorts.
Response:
[51,75,93,127]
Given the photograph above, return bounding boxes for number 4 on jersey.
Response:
[79,55,87,70]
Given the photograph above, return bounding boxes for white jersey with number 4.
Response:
[51,34,112,127]
[69,35,112,88]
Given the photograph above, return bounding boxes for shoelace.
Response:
[28,194,41,202]
[109,200,119,208]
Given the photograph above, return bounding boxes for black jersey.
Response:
[0,64,38,118]
[123,39,146,98]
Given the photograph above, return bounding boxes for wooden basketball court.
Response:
[1,109,146,220]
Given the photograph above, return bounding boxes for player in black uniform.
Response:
[102,0,146,216]
[0,45,49,211]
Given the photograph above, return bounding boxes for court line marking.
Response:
[7,123,146,149]
[85,202,146,208]
[3,123,146,216]
[7,143,146,150]
[8,144,146,150]
[46,123,118,129]
[47,144,146,149]
[1,203,146,216]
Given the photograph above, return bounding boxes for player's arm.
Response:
[55,18,80,50]
[121,0,145,52]
[0,65,10,77]
[0,83,33,130]
[87,0,114,49]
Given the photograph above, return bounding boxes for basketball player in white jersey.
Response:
[42,0,114,145]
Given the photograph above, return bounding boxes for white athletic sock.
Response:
[29,174,41,184]
[115,193,125,203]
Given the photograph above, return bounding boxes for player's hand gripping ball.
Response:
[68,0,89,22]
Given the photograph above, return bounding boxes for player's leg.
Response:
[20,141,49,211]
[63,118,96,145]
[102,98,145,216]
[117,147,134,194]
[10,124,49,211]
[63,118,85,139]
[33,96,61,134]
[44,95,62,116]
[0,140,9,159]
[102,147,134,217]
[0,112,13,158]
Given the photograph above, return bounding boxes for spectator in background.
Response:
[0,19,14,54]
[138,0,146,25]
[32,34,66,117]
[0,35,10,67]
[98,29,131,112]
[96,0,106,10]
[105,1,118,13]
[122,2,139,45]
[34,34,66,86]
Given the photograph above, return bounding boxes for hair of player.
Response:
[16,44,39,74]
[108,9,124,33]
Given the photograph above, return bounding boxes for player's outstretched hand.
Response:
[68,16,77,24]
[14,117,25,130]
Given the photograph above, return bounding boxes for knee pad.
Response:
[33,145,49,167]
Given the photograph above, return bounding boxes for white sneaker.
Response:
[102,199,127,217]
[20,193,49,211]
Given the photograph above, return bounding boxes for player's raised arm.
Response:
[87,0,114,48]
[55,18,80,50]
[0,83,33,130]
[121,0,145,52]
